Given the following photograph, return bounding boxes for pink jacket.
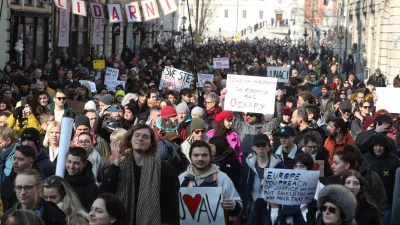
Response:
[206,129,243,164]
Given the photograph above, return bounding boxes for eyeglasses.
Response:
[15,185,36,193]
[55,97,66,101]
[320,205,337,214]
[342,110,351,114]
[194,129,205,134]
[78,140,91,145]
[362,106,371,109]
[205,101,213,104]
[340,92,346,95]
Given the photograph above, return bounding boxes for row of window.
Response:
[224,9,264,19]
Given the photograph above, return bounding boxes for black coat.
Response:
[64,162,99,212]
[355,201,382,225]
[212,150,241,189]
[35,148,56,178]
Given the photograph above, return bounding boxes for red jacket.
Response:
[324,131,355,165]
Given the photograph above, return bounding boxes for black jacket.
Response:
[212,150,241,190]
[93,116,123,143]
[35,147,56,178]
[100,161,180,225]
[64,162,99,212]
[2,198,66,225]
[355,200,382,225]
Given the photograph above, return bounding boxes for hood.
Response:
[155,117,178,133]
[64,161,95,185]
[186,164,220,186]
[368,133,390,156]
[358,157,371,173]
[245,152,282,172]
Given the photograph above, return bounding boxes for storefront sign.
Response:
[58,8,70,47]
[92,19,102,45]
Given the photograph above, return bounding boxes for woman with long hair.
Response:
[0,97,13,114]
[43,175,88,225]
[206,111,242,163]
[32,91,51,117]
[89,193,125,225]
[340,170,382,225]
[43,121,61,162]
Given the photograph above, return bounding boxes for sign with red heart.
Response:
[179,187,224,225]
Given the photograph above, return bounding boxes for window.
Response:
[207,9,212,16]
[224,9,228,18]
[242,10,246,19]
[259,10,263,19]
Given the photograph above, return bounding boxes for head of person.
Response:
[282,107,292,124]
[203,81,214,94]
[252,133,272,158]
[37,91,50,107]
[5,209,45,225]
[191,106,204,119]
[164,90,178,105]
[124,100,138,122]
[327,118,347,138]
[115,90,125,103]
[189,117,207,141]
[297,91,314,108]
[293,153,314,170]
[339,100,352,120]
[14,169,42,209]
[176,102,190,123]
[208,135,231,157]
[42,121,61,148]
[291,108,308,128]
[320,84,329,97]
[359,100,371,115]
[331,150,357,175]
[159,99,173,109]
[278,126,296,150]
[84,109,97,129]
[375,68,381,76]
[78,132,94,154]
[180,88,192,104]
[318,185,357,225]
[189,140,212,172]
[0,127,16,150]
[99,94,113,111]
[89,193,126,225]
[110,129,130,154]
[0,111,11,127]
[304,104,320,122]
[214,111,233,135]
[203,92,219,111]
[21,128,41,152]
[149,105,161,124]
[244,112,261,124]
[147,89,158,104]
[53,89,67,108]
[369,133,389,157]
[13,145,36,173]
[66,147,88,176]
[127,124,158,155]
[340,170,363,197]
[303,133,320,156]
[74,115,90,135]
[373,114,393,135]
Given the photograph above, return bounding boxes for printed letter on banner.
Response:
[107,4,123,23]
[158,0,177,16]
[58,8,70,47]
[72,0,87,17]
[141,0,160,21]
[266,66,290,83]
[92,18,102,45]
[213,57,230,69]
[90,3,104,19]
[55,0,67,9]
[224,75,277,115]
[159,66,193,92]
[125,2,142,22]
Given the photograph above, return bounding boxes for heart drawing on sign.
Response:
[183,194,202,219]
[314,162,320,171]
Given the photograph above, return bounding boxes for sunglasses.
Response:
[340,92,346,95]
[342,110,351,114]
[55,97,66,101]
[320,205,337,214]
[194,129,205,134]
[362,106,371,109]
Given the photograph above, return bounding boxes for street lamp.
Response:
[303,28,308,47]
[181,16,187,45]
[337,15,345,74]
[219,27,221,39]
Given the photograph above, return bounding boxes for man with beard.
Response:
[179,140,242,223]
[93,105,124,143]
[291,108,323,149]
[324,118,355,165]
[153,106,188,140]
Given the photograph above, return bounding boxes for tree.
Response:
[187,0,217,42]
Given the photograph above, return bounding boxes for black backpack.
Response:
[157,139,190,174]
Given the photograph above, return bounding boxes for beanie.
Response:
[99,94,113,105]
[282,107,292,117]
[84,100,96,111]
[161,106,177,120]
[125,100,138,114]
[333,96,343,105]
[115,90,125,97]
[189,117,206,134]
[191,106,204,118]
[75,115,90,128]
[215,111,233,123]
[176,102,190,114]
[21,128,41,148]
[311,87,322,99]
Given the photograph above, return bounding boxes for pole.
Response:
[0,0,4,20]
[235,0,239,34]
[186,0,197,72]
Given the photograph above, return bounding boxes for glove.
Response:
[13,107,23,120]
[271,208,279,225]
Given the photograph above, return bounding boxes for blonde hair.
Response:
[6,210,45,225]
[110,128,130,150]
[0,127,17,144]
[43,121,61,147]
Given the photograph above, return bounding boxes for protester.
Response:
[88,193,125,225]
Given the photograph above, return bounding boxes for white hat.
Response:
[84,100,96,111]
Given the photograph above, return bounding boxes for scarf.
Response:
[205,107,221,118]
[212,147,234,165]
[0,145,14,167]
[116,152,162,225]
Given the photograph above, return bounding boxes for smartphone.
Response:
[108,105,121,112]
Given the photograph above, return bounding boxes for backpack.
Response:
[157,139,190,174]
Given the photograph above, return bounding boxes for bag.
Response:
[157,139,189,174]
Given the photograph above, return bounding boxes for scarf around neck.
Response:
[0,145,14,166]
[212,147,234,165]
[116,152,162,225]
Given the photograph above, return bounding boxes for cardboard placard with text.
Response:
[266,66,290,83]
[159,66,193,92]
[376,87,400,113]
[93,60,105,70]
[213,57,229,69]
[197,74,214,87]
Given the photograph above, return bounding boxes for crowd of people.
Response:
[0,37,399,225]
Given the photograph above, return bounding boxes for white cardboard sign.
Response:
[266,66,290,83]
[213,58,229,69]
[376,87,400,113]
[159,66,193,92]
[197,74,214,87]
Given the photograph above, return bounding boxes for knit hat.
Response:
[161,106,177,120]
[125,100,138,114]
[75,115,90,128]
[99,94,113,105]
[333,96,343,105]
[282,107,292,117]
[339,99,352,111]
[318,185,357,225]
[21,128,41,148]
[84,100,96,111]
[115,90,125,97]
[311,87,322,99]
[189,117,206,134]
[215,111,233,123]
[191,106,204,118]
[176,102,190,114]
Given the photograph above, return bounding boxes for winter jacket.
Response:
[232,115,268,141]
[64,162,99,212]
[181,134,209,161]
[324,131,355,165]
[2,198,67,225]
[354,201,382,225]
[391,199,400,225]
[35,147,56,178]
[6,114,44,137]
[178,164,243,217]
[350,117,363,138]
[393,75,400,88]
[295,126,324,149]
[206,129,243,163]
[0,144,18,183]
[212,149,242,190]
[363,134,400,208]
[274,144,302,169]
[93,116,123,143]
[48,103,74,119]
[367,74,387,87]
[238,153,285,222]
[356,129,397,154]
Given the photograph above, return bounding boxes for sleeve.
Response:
[160,162,180,224]
[220,173,243,217]
[6,114,16,128]
[371,171,387,212]
[27,114,45,135]
[99,164,121,194]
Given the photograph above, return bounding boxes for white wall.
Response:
[0,0,8,67]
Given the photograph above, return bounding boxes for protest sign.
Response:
[197,74,214,87]
[266,66,290,83]
[213,58,229,69]
[159,66,193,91]
[104,67,124,91]
[79,80,97,93]
[263,168,320,205]
[376,87,400,113]
[224,74,277,115]
[93,60,105,69]
[105,80,125,92]
[179,187,224,225]
[105,67,119,80]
